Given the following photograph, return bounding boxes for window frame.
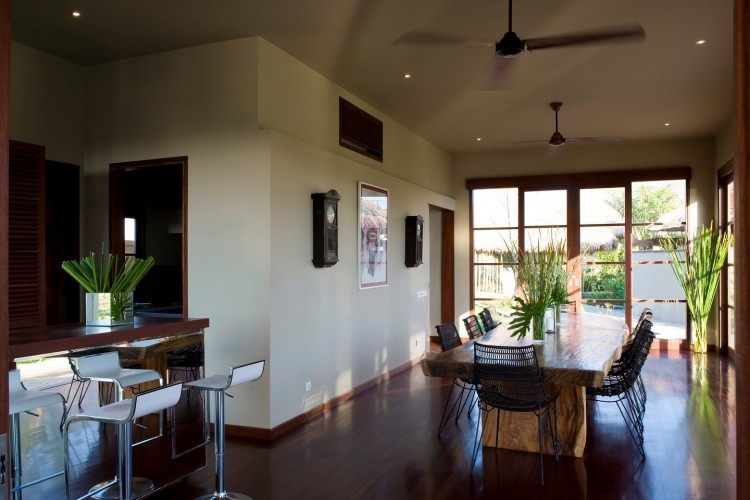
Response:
[467,167,691,337]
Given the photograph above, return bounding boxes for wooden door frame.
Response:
[1,0,11,476]
[440,210,455,324]
[109,157,189,317]
[735,1,750,496]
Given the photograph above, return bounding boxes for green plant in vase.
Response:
[62,246,155,325]
[661,222,732,353]
[506,234,563,341]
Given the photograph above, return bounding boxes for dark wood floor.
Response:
[16,349,735,499]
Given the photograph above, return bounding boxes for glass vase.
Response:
[532,312,545,342]
[86,292,134,327]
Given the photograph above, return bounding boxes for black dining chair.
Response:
[587,319,655,459]
[434,322,475,437]
[478,309,497,332]
[462,315,483,340]
[471,343,559,484]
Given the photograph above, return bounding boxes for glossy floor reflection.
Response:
[19,349,735,499]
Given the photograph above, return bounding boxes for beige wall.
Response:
[9,42,85,165]
[452,138,719,343]
[257,39,453,198]
[716,120,735,168]
[268,131,452,425]
[9,36,455,429]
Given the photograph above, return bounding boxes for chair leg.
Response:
[437,381,461,437]
[471,404,490,472]
[537,413,545,485]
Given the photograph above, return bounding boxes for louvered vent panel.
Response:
[9,142,46,329]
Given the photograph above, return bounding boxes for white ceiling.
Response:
[11,0,734,154]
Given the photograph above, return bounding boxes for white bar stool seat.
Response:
[63,382,183,500]
[185,360,265,500]
[8,369,67,499]
[71,352,163,404]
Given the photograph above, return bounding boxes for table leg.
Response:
[481,384,586,457]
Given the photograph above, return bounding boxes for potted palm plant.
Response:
[62,247,155,326]
[661,222,733,353]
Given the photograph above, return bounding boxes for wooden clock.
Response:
[311,190,341,267]
[405,215,424,267]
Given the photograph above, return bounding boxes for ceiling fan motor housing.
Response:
[496,31,524,57]
[549,131,566,146]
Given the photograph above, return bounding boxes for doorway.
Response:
[109,157,188,317]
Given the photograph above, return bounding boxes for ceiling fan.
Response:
[394,0,645,87]
[497,102,626,149]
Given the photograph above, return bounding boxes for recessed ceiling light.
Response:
[72,11,81,17]
[403,73,411,79]
[695,40,706,45]
[476,137,482,142]
[664,123,671,127]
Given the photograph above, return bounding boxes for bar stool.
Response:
[185,360,265,500]
[63,382,184,500]
[71,351,163,405]
[8,369,67,499]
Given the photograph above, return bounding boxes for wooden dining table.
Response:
[421,312,629,457]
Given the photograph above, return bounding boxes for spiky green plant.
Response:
[506,233,568,339]
[62,246,155,321]
[661,223,732,353]
[61,248,155,293]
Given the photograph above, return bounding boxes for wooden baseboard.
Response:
[225,355,423,441]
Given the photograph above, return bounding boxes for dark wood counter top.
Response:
[9,317,210,359]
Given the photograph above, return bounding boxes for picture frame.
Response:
[358,181,388,288]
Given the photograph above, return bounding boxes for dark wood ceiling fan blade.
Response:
[566,136,627,143]
[524,23,645,51]
[493,138,548,147]
[392,30,496,48]
[476,56,516,90]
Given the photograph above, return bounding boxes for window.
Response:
[124,217,136,256]
[468,168,691,340]
[719,162,735,355]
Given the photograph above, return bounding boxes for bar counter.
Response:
[9,316,210,359]
[9,317,211,498]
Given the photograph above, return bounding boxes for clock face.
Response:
[416,223,422,238]
[326,203,336,224]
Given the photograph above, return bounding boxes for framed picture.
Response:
[358,181,388,288]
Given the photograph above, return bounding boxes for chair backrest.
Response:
[435,323,462,351]
[74,351,122,377]
[633,307,653,334]
[131,382,184,419]
[473,343,548,411]
[228,360,266,389]
[618,319,656,385]
[462,315,483,340]
[478,309,496,332]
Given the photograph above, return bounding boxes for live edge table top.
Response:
[421,312,628,388]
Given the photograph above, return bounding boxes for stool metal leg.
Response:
[88,421,154,500]
[10,411,65,500]
[196,389,251,500]
[10,412,22,500]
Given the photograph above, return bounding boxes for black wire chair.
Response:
[462,315,483,340]
[167,345,204,383]
[587,319,655,459]
[471,343,559,484]
[478,309,497,333]
[435,322,476,437]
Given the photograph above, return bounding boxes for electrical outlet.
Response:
[305,381,312,392]
[415,338,422,347]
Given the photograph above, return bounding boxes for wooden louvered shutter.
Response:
[9,140,45,329]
